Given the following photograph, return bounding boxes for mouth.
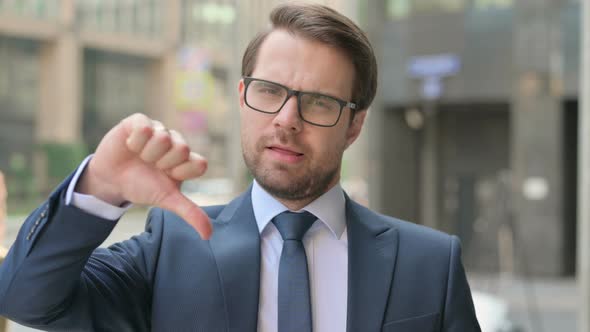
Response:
[266,145,305,163]
[268,145,303,155]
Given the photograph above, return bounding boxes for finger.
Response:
[168,152,208,181]
[139,129,173,163]
[155,130,191,170]
[126,115,155,153]
[151,120,165,131]
[160,191,212,239]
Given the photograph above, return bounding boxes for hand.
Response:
[76,113,211,239]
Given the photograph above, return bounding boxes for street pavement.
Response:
[469,274,577,331]
[2,211,579,332]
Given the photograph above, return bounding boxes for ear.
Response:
[238,79,246,109]
[345,110,367,149]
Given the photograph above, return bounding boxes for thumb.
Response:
[159,191,212,240]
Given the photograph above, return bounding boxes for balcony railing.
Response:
[77,0,163,39]
[0,0,59,20]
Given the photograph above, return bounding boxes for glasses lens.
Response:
[300,93,341,126]
[245,79,288,113]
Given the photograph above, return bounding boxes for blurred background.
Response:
[0,0,587,331]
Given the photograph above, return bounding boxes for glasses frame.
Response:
[242,76,357,127]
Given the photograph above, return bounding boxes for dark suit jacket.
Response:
[0,176,480,331]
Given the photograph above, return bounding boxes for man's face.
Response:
[239,30,366,207]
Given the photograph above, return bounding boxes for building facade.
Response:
[1,0,578,277]
[0,0,356,201]
[368,0,581,276]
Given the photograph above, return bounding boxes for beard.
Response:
[242,130,342,202]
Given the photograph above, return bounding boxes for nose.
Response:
[272,95,303,132]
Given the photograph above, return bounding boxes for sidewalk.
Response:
[470,273,578,331]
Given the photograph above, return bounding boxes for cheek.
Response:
[241,109,256,131]
[309,131,347,162]
[241,112,269,147]
[241,124,256,151]
[240,116,254,146]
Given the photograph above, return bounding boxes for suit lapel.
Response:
[346,198,399,332]
[209,188,261,332]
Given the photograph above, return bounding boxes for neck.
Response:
[275,178,340,211]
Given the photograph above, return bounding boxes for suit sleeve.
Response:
[442,236,482,332]
[0,175,163,332]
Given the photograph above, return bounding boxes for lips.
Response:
[266,145,305,163]
[268,145,303,156]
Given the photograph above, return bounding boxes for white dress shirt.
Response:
[252,181,348,332]
[66,157,349,332]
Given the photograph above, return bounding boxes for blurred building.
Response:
[0,0,355,199]
[368,0,581,276]
[2,0,578,278]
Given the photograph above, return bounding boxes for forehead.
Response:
[251,29,355,100]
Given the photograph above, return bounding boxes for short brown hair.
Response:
[241,3,378,111]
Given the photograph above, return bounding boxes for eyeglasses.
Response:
[242,76,357,127]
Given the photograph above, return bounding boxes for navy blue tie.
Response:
[272,211,317,332]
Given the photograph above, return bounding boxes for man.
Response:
[0,3,480,332]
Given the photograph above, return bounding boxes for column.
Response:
[147,0,180,126]
[577,0,590,329]
[36,0,81,191]
[511,0,565,275]
[364,0,388,213]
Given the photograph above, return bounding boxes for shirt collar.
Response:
[251,180,347,239]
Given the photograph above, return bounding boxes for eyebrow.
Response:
[250,76,350,101]
[283,82,346,101]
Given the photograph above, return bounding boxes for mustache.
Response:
[257,129,308,151]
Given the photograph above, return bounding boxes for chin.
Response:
[259,175,296,192]
[256,175,304,198]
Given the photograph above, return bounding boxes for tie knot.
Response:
[272,211,316,241]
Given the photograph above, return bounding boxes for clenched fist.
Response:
[76,113,211,239]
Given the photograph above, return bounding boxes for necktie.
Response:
[272,211,317,332]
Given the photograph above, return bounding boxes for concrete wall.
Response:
[375,2,578,276]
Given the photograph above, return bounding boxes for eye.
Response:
[253,82,283,96]
[312,98,329,107]
[305,95,336,110]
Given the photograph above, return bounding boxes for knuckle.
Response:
[176,144,191,159]
[190,164,203,176]
[129,112,149,124]
[154,131,172,146]
[198,159,208,173]
[134,123,154,137]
